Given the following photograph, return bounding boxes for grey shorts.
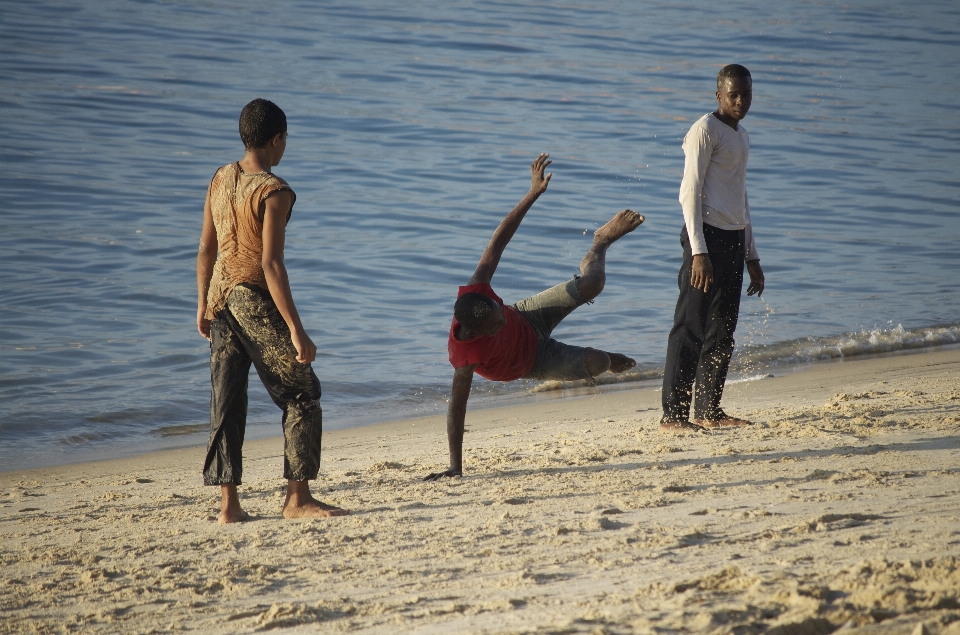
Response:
[512,277,595,382]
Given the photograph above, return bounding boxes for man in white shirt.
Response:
[661,64,766,433]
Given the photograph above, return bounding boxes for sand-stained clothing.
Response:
[204,283,323,485]
[447,279,594,383]
[202,163,321,485]
[448,283,538,381]
[662,224,745,422]
[204,162,296,321]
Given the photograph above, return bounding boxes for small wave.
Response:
[726,374,775,385]
[154,424,208,438]
[530,364,662,394]
[527,323,960,394]
[732,323,960,369]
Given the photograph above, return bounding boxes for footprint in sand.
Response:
[597,517,629,530]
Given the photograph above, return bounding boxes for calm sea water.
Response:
[2,0,959,470]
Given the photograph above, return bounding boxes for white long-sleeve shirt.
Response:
[678,113,759,261]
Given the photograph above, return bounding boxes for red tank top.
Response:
[447,283,538,381]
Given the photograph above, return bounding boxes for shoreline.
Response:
[5,342,959,475]
[3,347,960,633]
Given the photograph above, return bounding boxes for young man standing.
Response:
[660,64,766,433]
[425,154,643,480]
[196,98,348,522]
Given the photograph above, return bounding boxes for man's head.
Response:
[454,293,506,337]
[239,98,287,149]
[716,64,752,122]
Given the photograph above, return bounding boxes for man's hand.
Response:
[468,155,552,286]
[691,254,714,293]
[423,467,462,481]
[530,153,552,195]
[291,329,317,364]
[746,260,765,297]
[197,306,211,340]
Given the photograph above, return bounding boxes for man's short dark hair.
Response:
[239,98,287,149]
[454,293,497,330]
[717,64,751,89]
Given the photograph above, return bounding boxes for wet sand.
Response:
[3,348,960,634]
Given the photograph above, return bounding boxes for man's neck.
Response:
[712,109,740,130]
[238,150,273,174]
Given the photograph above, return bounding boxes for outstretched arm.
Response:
[424,364,477,480]
[467,153,552,286]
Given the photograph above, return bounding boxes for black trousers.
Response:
[662,224,744,422]
[203,283,323,485]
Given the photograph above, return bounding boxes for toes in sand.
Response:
[218,509,250,524]
[695,416,752,428]
[283,500,350,519]
[659,420,707,434]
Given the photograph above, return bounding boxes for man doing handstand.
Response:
[425,154,643,481]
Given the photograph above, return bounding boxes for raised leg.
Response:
[576,210,644,302]
[574,210,644,377]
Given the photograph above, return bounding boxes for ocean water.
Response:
[2,0,959,471]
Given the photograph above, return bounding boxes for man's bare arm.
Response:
[196,184,217,340]
[424,364,477,480]
[467,153,552,286]
[261,190,317,364]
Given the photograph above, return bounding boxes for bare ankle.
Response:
[282,480,349,518]
[217,485,248,523]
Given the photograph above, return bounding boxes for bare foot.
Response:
[217,484,248,524]
[695,415,752,428]
[283,499,350,519]
[608,353,636,373]
[218,508,250,524]
[594,210,644,245]
[659,420,707,434]
[283,479,349,519]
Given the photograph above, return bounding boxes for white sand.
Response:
[3,348,960,634]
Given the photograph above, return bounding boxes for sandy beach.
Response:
[3,347,959,634]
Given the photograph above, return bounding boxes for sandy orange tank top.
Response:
[204,163,295,319]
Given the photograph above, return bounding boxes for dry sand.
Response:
[3,347,960,635]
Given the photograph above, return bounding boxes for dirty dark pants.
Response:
[203,283,323,485]
[662,224,745,422]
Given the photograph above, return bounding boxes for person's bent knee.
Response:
[575,274,605,303]
[584,349,611,377]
